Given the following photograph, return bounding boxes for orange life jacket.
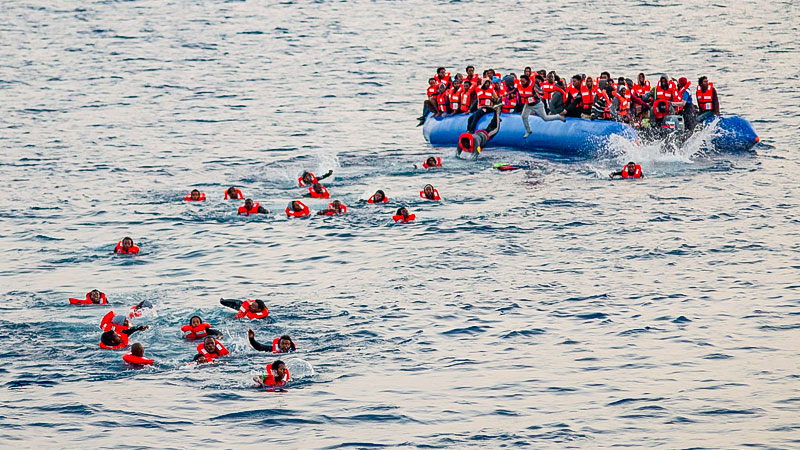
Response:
[197,340,229,362]
[235,300,269,320]
[621,164,643,179]
[551,85,567,102]
[367,194,388,204]
[653,99,670,119]
[448,87,461,112]
[181,322,211,339]
[298,173,317,187]
[465,74,480,87]
[70,291,107,305]
[426,85,437,98]
[238,202,261,216]
[420,189,441,201]
[422,157,441,169]
[654,84,678,102]
[436,91,448,112]
[129,304,146,318]
[612,90,630,115]
[518,83,539,105]
[263,363,290,386]
[224,188,244,200]
[308,185,330,199]
[100,311,128,333]
[393,214,416,223]
[580,85,597,110]
[476,87,495,107]
[696,83,714,112]
[323,202,347,215]
[433,73,451,86]
[271,337,296,353]
[184,192,206,201]
[499,85,517,112]
[99,331,128,350]
[115,241,139,254]
[540,81,553,100]
[123,353,153,365]
[459,86,473,112]
[285,202,310,217]
[632,80,650,97]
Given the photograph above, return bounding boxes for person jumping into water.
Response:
[458,104,502,160]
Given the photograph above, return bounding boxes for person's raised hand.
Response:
[248,329,254,339]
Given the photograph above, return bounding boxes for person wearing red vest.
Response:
[464,65,480,87]
[304,183,330,199]
[224,186,244,200]
[415,156,441,170]
[633,73,651,98]
[561,74,586,118]
[393,207,416,223]
[695,76,720,121]
[609,161,643,179]
[316,199,347,216]
[466,79,499,134]
[248,329,296,353]
[219,298,269,319]
[254,360,290,387]
[299,170,333,187]
[433,67,451,88]
[458,79,476,113]
[519,74,565,138]
[184,189,205,202]
[100,323,148,350]
[238,198,268,216]
[420,79,447,125]
[446,78,464,114]
[459,104,502,159]
[193,336,229,363]
[611,84,632,122]
[70,289,107,305]
[182,315,223,339]
[420,184,441,201]
[651,75,685,117]
[548,78,568,115]
[361,190,388,204]
[114,237,139,254]
[122,343,154,365]
[498,76,519,113]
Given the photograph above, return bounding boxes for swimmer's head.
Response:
[373,190,386,203]
[89,289,102,303]
[101,330,121,347]
[190,189,201,201]
[312,183,324,194]
[111,314,129,327]
[272,360,287,380]
[331,200,343,212]
[278,335,294,353]
[250,300,266,313]
[291,201,304,212]
[423,184,435,199]
[203,336,217,353]
[425,156,437,167]
[396,207,409,218]
[244,198,254,210]
[121,237,134,251]
[131,342,144,357]
[301,172,315,185]
[190,316,202,327]
[226,187,239,199]
[459,133,473,152]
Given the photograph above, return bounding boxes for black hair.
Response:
[375,189,385,198]
[428,77,436,83]
[466,65,474,71]
[396,207,407,215]
[190,315,201,322]
[436,66,445,73]
[191,189,200,194]
[460,136,471,149]
[520,74,530,82]
[280,335,292,342]
[273,360,285,368]
[617,77,625,84]
[534,74,544,82]
[572,74,581,81]
[101,330,117,346]
[131,343,144,357]
[601,71,611,78]
[524,66,531,71]
[255,299,267,311]
[698,76,708,84]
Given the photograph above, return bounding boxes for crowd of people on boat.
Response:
[420,66,721,132]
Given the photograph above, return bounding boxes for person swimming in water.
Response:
[360,190,388,203]
[184,189,205,201]
[219,298,269,319]
[129,300,153,318]
[299,170,333,187]
[114,237,139,254]
[393,207,416,223]
[458,104,502,160]
[248,329,296,353]
[193,336,229,363]
[122,342,154,365]
[70,289,107,305]
[609,161,643,179]
[182,315,223,339]
[286,200,310,217]
[316,200,347,215]
[413,156,442,170]
[224,186,244,200]
[238,198,268,216]
[100,322,148,349]
[303,182,330,199]
[253,359,289,387]
[420,184,440,201]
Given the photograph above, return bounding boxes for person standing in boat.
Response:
[519,74,565,138]
[695,76,720,122]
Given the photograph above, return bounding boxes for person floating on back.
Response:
[114,237,139,254]
[69,289,107,305]
[253,360,290,387]
[248,329,296,353]
[609,161,643,179]
[298,170,333,187]
[220,298,269,320]
[184,189,205,202]
[123,343,154,366]
[238,198,268,216]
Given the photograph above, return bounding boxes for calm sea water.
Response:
[1,0,799,448]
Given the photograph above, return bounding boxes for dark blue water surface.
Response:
[1,0,799,448]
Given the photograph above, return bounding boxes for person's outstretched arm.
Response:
[318,170,333,181]
[219,298,241,310]
[122,325,148,336]
[486,106,502,139]
[609,171,624,179]
[248,329,272,352]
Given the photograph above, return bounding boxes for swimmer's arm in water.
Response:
[257,206,269,214]
[122,325,149,336]
[608,171,624,179]
[206,328,223,338]
[318,169,333,181]
[219,298,241,310]
[247,329,271,352]
[252,375,267,386]
[316,209,333,215]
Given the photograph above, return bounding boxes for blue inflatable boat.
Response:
[422,112,759,156]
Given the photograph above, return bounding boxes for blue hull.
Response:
[422,112,758,155]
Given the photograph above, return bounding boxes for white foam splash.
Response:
[603,118,722,165]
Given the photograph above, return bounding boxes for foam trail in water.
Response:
[603,118,723,165]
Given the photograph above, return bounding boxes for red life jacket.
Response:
[436,91,448,112]
[434,73,451,86]
[518,83,539,105]
[459,86,473,112]
[99,332,128,350]
[181,322,211,339]
[271,337,296,353]
[100,311,128,333]
[595,90,612,119]
[224,188,244,200]
[465,74,480,87]
[238,202,261,216]
[422,157,441,169]
[632,80,650,97]
[263,363,290,386]
[393,214,416,223]
[612,90,630,115]
[674,81,691,113]
[324,202,347,215]
[308,185,330,199]
[654,84,678,102]
[476,87,495,107]
[567,85,579,102]
[285,202,310,217]
[552,85,567,102]
[129,305,145,318]
[696,83,714,112]
[235,300,269,320]
[115,241,140,254]
[499,86,517,112]
[70,291,108,305]
[540,81,553,100]
[653,99,670,119]
[420,189,441,201]
[367,194,388,204]
[448,87,461,112]
[621,164,643,179]
[426,84,437,98]
[196,340,229,362]
[123,353,153,365]
[298,173,318,187]
[184,192,206,201]
[580,85,597,110]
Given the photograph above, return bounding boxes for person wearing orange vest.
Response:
[466,79,499,133]
[548,77,568,115]
[695,76,720,122]
[253,360,290,387]
[464,65,480,87]
[248,329,296,353]
[458,78,476,113]
[299,170,333,187]
[446,78,464,114]
[100,324,148,350]
[184,189,205,201]
[238,198,268,216]
[633,73,651,98]
[609,161,643,179]
[519,74,565,138]
[70,289,108,305]
[182,315,223,339]
[420,80,448,125]
[316,199,347,216]
[219,298,269,319]
[498,75,519,114]
[303,183,330,199]
[610,84,632,122]
[414,156,441,170]
[561,74,587,118]
[433,67,451,88]
[224,186,244,200]
[590,83,613,120]
[122,342,154,366]
[392,207,416,223]
[651,75,685,117]
[420,184,441,201]
[459,104,502,160]
[193,336,230,363]
[360,190,388,203]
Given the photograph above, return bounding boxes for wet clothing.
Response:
[467,107,493,133]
